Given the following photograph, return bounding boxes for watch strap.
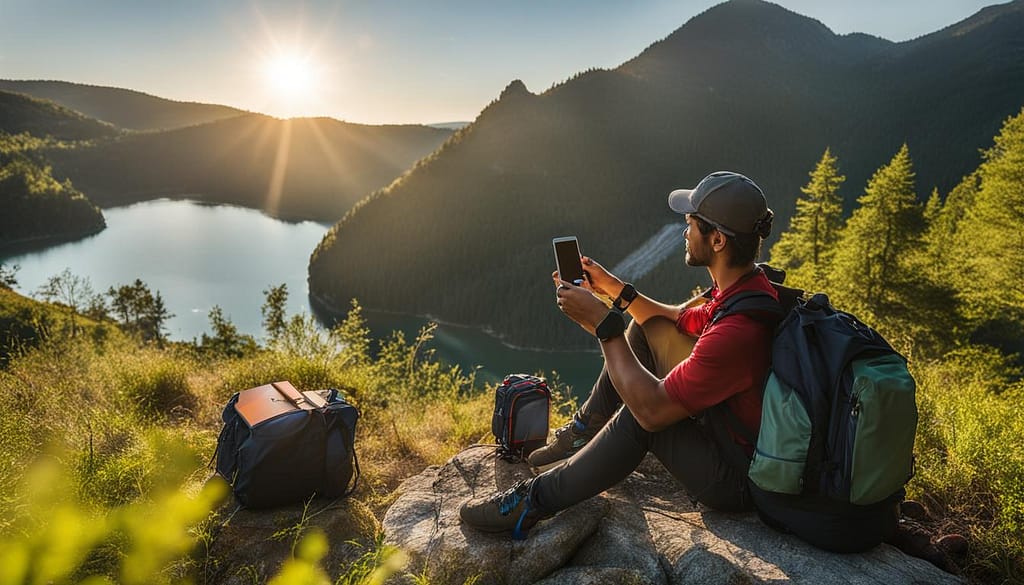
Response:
[596,308,626,341]
[613,283,637,311]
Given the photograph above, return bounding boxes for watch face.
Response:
[615,284,636,311]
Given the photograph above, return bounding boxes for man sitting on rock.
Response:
[460,171,778,538]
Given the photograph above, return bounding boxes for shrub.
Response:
[910,347,1024,581]
[112,350,197,420]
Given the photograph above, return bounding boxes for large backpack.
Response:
[711,267,917,552]
[215,381,360,509]
[491,374,551,462]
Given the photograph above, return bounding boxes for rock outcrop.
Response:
[382,446,963,585]
[201,477,379,585]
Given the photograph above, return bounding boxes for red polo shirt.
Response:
[663,270,777,447]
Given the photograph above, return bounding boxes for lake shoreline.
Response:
[0,225,107,258]
[87,191,338,227]
[309,290,601,355]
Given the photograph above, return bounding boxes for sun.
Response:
[263,52,318,96]
[257,47,327,118]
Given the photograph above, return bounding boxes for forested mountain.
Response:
[0,90,119,141]
[308,0,1024,349]
[1,134,105,250]
[0,92,109,248]
[0,80,246,131]
[43,114,453,221]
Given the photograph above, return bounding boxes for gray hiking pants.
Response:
[531,316,752,514]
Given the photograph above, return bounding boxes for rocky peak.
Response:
[499,79,532,100]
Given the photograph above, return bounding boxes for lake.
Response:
[1,199,602,395]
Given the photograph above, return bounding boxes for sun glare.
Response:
[255,45,329,119]
[264,52,317,96]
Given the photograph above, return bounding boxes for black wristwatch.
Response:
[613,283,638,312]
[596,308,626,341]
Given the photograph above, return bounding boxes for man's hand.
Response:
[580,256,624,299]
[552,275,610,336]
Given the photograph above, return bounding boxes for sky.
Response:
[0,0,1003,125]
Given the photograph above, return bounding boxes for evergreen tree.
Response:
[106,279,173,344]
[108,283,133,326]
[953,108,1024,323]
[921,174,979,282]
[827,145,923,328]
[769,148,845,291]
[261,283,288,344]
[201,306,256,357]
[145,292,173,347]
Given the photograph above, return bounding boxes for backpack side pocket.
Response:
[749,371,812,495]
[849,355,917,505]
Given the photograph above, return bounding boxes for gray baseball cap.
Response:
[668,171,772,236]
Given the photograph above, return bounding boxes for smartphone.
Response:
[552,236,585,286]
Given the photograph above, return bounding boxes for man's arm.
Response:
[600,336,691,431]
[555,278,693,431]
[578,256,710,327]
[619,292,680,326]
[577,256,694,326]
[625,290,707,327]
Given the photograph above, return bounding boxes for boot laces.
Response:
[492,480,530,516]
[553,423,572,440]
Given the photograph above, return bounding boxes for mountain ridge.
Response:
[0,90,119,141]
[308,0,1024,349]
[897,0,1023,45]
[0,79,248,131]
[44,112,453,221]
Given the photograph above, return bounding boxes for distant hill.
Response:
[427,121,472,131]
[308,0,1024,349]
[0,90,119,141]
[0,80,246,131]
[45,114,453,221]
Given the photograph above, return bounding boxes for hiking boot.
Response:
[899,500,930,521]
[889,523,961,575]
[527,416,599,473]
[935,533,969,556]
[459,480,547,540]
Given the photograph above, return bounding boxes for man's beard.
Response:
[685,241,710,267]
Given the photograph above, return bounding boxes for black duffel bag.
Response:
[214,380,359,508]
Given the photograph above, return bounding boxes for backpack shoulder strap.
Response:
[711,290,784,326]
[703,264,806,475]
[709,264,804,327]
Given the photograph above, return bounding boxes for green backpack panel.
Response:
[848,354,917,505]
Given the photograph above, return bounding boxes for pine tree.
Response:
[921,173,979,282]
[145,292,173,347]
[827,144,923,328]
[953,108,1024,323]
[768,148,845,291]
[261,283,289,344]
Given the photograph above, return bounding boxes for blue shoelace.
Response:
[495,481,528,515]
[493,480,534,540]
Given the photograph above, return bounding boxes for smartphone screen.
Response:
[552,236,585,285]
